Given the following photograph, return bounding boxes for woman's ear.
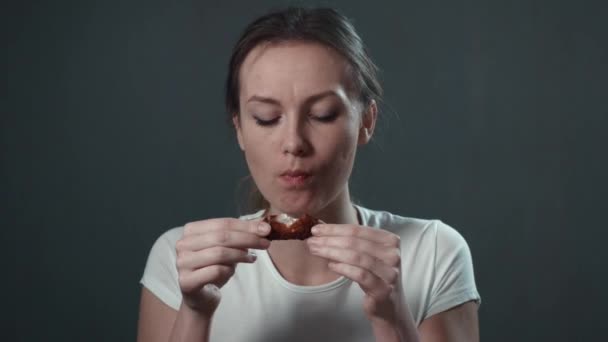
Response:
[232,114,245,151]
[357,100,378,145]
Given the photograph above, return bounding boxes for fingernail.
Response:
[247,253,257,262]
[311,226,320,235]
[258,222,270,233]
[307,237,319,244]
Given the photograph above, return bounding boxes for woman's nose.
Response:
[282,119,311,157]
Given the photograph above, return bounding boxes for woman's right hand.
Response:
[175,218,271,317]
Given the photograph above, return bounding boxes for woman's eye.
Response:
[312,111,338,123]
[253,116,280,126]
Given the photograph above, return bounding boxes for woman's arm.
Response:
[368,301,478,342]
[137,287,212,342]
[418,301,479,342]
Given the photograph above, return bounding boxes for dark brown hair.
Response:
[226,7,383,213]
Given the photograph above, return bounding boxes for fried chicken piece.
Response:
[263,213,320,240]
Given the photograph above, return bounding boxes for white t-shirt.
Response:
[140,205,481,342]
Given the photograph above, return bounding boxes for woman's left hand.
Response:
[306,223,407,324]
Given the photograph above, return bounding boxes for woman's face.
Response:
[233,41,376,216]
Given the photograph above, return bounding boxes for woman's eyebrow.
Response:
[246,95,280,106]
[246,90,341,107]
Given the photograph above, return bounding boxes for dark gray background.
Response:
[3,0,607,341]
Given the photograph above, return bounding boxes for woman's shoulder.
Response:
[146,227,184,260]
[154,226,184,246]
[357,204,433,231]
[356,205,466,246]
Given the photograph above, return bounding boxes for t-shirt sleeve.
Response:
[425,220,481,318]
[139,228,183,310]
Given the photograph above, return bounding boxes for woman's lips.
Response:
[279,171,312,187]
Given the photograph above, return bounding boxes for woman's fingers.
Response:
[312,224,400,247]
[177,246,256,270]
[326,262,392,300]
[176,217,270,314]
[183,218,271,238]
[308,244,399,285]
[179,265,236,294]
[177,218,271,258]
[177,230,270,253]
[307,236,400,267]
[306,224,405,317]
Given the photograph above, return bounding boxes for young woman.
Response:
[138,7,480,342]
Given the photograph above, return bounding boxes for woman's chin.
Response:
[270,206,309,217]
[271,197,317,217]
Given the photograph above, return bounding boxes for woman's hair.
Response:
[226,7,383,213]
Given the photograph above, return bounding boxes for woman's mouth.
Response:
[279,170,312,187]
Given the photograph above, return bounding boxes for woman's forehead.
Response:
[239,41,355,104]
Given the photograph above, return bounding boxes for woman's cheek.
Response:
[322,135,357,182]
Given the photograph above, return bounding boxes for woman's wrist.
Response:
[369,315,420,342]
[370,317,402,342]
[169,304,214,342]
[181,301,215,322]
